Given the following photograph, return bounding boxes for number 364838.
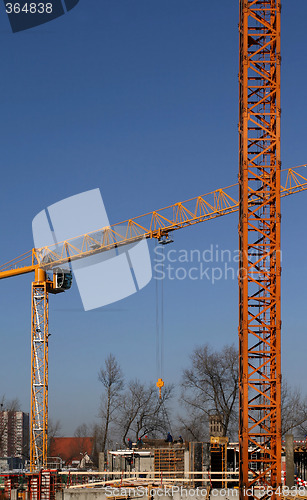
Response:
[6,3,53,14]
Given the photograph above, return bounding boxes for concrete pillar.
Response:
[285,434,294,487]
[184,449,189,483]
[98,452,105,472]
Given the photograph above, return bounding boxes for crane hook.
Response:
[156,378,164,399]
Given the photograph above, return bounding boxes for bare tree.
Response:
[281,381,307,436]
[117,380,173,447]
[180,344,307,441]
[181,344,239,439]
[176,412,207,442]
[74,422,100,467]
[98,354,124,456]
[74,423,90,438]
[48,419,62,439]
[47,418,62,456]
[0,395,21,411]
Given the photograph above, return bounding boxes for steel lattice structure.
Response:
[239,1,281,498]
[30,272,49,471]
[0,0,303,472]
[0,167,305,281]
[1,165,305,471]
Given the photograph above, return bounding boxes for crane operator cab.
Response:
[50,267,73,294]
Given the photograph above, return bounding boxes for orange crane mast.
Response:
[239,1,281,498]
[0,166,306,472]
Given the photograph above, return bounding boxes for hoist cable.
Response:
[155,240,161,380]
[160,245,164,380]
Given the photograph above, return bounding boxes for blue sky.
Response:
[0,1,306,436]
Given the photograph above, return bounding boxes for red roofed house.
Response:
[49,437,95,468]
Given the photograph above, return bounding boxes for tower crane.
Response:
[0,166,306,472]
[239,2,281,498]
